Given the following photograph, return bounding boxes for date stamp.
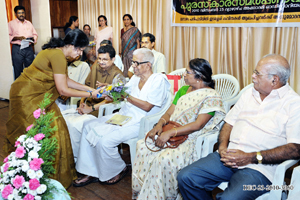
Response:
[243,184,294,191]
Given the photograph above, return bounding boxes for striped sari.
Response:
[121,27,141,77]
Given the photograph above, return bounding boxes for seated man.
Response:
[128,33,166,78]
[177,54,300,200]
[100,40,124,71]
[55,60,90,111]
[63,45,123,162]
[78,44,124,117]
[72,48,171,186]
[81,24,96,65]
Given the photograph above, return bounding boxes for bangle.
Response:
[92,104,95,111]
[160,118,167,125]
[87,90,93,98]
[173,128,177,137]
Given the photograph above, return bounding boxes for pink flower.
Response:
[1,184,13,199]
[13,175,25,189]
[33,108,42,119]
[29,178,40,190]
[23,194,35,200]
[26,124,34,132]
[34,133,45,141]
[42,109,46,115]
[3,156,8,163]
[30,158,44,171]
[15,146,26,158]
[14,141,21,147]
[3,163,9,172]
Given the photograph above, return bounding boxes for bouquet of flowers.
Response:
[97,74,128,103]
[88,40,96,47]
[0,93,60,200]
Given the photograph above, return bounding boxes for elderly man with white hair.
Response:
[73,48,171,186]
[178,54,300,200]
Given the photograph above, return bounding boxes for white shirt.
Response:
[129,49,166,74]
[114,55,124,72]
[225,84,300,182]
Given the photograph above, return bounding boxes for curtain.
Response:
[5,0,18,22]
[78,0,300,93]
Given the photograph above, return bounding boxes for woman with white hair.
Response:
[73,48,171,186]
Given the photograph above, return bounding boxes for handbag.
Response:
[145,121,188,152]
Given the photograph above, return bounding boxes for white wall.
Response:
[0,1,14,99]
[31,0,52,54]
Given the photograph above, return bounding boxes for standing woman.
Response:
[95,15,113,57]
[120,14,141,77]
[64,16,79,35]
[4,29,100,188]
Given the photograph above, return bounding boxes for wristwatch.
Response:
[256,151,263,164]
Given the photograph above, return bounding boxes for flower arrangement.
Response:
[97,74,128,103]
[88,41,96,47]
[0,93,59,200]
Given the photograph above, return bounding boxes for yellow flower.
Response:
[100,89,104,93]
[107,85,113,91]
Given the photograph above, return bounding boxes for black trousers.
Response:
[11,44,34,80]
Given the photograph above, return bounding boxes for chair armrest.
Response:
[98,102,125,118]
[138,109,166,140]
[201,132,219,158]
[268,159,299,200]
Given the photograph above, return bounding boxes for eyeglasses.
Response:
[185,69,195,75]
[253,69,275,76]
[131,60,149,66]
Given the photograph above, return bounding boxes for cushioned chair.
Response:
[98,90,172,164]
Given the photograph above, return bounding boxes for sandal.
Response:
[100,166,129,185]
[73,175,99,187]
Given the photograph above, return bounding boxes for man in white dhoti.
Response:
[72,48,171,186]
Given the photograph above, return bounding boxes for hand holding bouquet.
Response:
[97,74,128,103]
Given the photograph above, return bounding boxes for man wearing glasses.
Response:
[178,54,300,199]
[77,45,124,117]
[8,6,38,80]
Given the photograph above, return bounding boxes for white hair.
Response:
[263,54,290,85]
[133,48,154,65]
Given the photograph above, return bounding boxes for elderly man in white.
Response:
[72,48,171,186]
[128,33,166,78]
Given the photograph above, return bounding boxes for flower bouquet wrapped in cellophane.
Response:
[97,74,128,103]
[0,93,66,200]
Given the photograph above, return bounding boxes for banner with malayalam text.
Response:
[171,0,300,27]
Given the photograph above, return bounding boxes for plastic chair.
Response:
[194,74,239,158]
[212,74,240,113]
[168,68,186,88]
[97,90,172,164]
[202,132,298,199]
[287,165,300,200]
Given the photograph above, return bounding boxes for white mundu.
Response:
[75,73,170,181]
[129,49,166,74]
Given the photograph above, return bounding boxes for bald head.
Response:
[259,54,290,85]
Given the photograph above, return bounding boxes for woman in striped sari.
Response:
[120,14,141,77]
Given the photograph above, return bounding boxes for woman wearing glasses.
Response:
[4,29,100,188]
[132,58,226,199]
[73,48,170,186]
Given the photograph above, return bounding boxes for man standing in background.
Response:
[8,5,38,80]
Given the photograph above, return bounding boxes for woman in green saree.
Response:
[132,58,226,199]
[4,29,100,188]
